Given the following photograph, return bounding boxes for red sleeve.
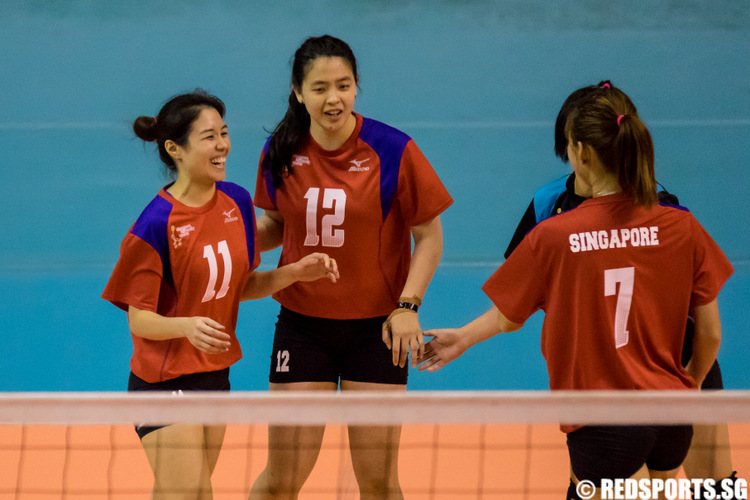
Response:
[396,140,453,227]
[101,233,165,313]
[481,234,546,325]
[690,216,734,306]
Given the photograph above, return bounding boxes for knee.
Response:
[256,467,306,496]
[354,469,401,497]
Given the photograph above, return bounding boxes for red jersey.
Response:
[483,193,733,397]
[102,182,260,383]
[254,113,453,319]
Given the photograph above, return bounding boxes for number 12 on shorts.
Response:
[604,267,634,349]
[275,350,290,373]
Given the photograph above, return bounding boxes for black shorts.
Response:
[127,368,230,439]
[567,425,693,486]
[268,306,408,385]
[681,317,724,390]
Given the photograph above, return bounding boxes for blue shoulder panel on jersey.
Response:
[130,194,174,286]
[260,136,277,206]
[359,117,411,221]
[533,175,570,223]
[216,181,257,265]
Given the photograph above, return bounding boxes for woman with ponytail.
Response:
[418,85,733,496]
[250,35,453,499]
[504,80,738,497]
[102,90,338,499]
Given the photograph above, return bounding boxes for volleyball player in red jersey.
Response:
[249,36,452,499]
[508,81,739,495]
[418,86,733,496]
[102,90,338,499]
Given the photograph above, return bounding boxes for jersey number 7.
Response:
[604,267,634,349]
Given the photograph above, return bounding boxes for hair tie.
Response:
[602,83,611,89]
[617,114,625,126]
[153,116,158,125]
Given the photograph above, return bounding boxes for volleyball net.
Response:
[2,391,749,499]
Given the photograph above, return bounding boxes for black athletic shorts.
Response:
[681,317,724,390]
[567,425,693,486]
[127,368,230,439]
[268,306,408,385]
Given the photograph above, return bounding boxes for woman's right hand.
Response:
[182,317,231,354]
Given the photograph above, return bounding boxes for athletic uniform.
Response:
[485,192,733,482]
[505,173,724,389]
[103,182,259,435]
[255,113,453,384]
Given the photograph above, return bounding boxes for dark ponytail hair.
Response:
[564,86,657,207]
[263,35,359,187]
[554,81,639,162]
[133,89,226,175]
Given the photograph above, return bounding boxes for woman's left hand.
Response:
[382,310,424,368]
[291,253,340,283]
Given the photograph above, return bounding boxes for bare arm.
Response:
[382,216,444,368]
[241,252,339,301]
[685,299,722,387]
[255,209,284,252]
[128,306,231,354]
[417,306,523,372]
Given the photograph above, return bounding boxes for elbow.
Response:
[499,318,523,333]
[495,308,522,333]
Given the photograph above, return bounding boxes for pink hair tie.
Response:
[617,114,625,126]
[153,116,158,124]
[602,83,611,88]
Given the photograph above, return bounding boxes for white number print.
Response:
[303,187,346,247]
[275,350,290,373]
[202,240,232,302]
[604,267,635,348]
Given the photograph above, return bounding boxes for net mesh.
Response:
[2,391,749,499]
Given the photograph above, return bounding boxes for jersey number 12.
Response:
[304,187,346,247]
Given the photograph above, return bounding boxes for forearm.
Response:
[241,266,297,301]
[460,306,522,348]
[400,217,443,300]
[128,306,188,341]
[687,300,722,386]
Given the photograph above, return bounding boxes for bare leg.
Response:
[142,423,225,500]
[249,382,337,500]
[342,380,405,500]
[682,423,734,480]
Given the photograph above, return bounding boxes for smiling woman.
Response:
[249,35,454,500]
[101,89,339,499]
[293,55,358,150]
[164,107,230,206]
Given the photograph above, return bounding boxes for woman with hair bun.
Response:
[102,90,338,499]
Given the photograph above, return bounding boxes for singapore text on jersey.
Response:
[569,226,659,253]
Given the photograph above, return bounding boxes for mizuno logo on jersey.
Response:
[348,157,370,172]
[223,208,239,223]
[292,155,311,167]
